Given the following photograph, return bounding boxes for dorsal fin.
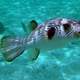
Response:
[21,20,38,35]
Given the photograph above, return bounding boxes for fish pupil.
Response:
[63,23,71,32]
[47,27,55,40]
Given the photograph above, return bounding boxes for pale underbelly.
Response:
[36,38,74,51]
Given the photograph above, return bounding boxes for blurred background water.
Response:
[0,0,80,80]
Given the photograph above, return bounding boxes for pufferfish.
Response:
[0,18,80,62]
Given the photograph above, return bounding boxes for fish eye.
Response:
[47,27,55,40]
[63,23,71,32]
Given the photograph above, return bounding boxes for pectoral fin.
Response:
[21,20,38,34]
[27,48,40,61]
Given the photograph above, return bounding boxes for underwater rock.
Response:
[0,22,5,34]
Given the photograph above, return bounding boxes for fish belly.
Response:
[36,38,72,51]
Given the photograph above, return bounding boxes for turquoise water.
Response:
[0,0,80,80]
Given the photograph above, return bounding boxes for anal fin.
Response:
[27,48,40,61]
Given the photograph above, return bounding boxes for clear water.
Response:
[0,0,80,80]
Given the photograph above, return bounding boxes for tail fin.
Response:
[0,36,25,62]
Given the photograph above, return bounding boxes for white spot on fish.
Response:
[61,18,68,24]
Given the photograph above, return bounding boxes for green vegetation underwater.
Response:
[0,0,80,80]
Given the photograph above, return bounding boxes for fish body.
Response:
[25,18,80,51]
[1,18,80,62]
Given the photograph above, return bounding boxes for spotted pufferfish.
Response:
[0,18,80,62]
